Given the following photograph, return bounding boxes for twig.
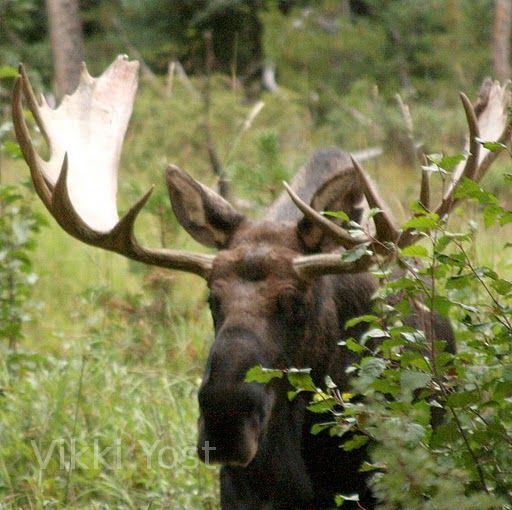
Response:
[166,61,176,98]
[396,93,420,168]
[231,32,239,92]
[63,353,87,505]
[202,30,229,199]
[454,240,512,331]
[172,61,200,99]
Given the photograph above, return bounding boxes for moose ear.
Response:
[166,165,244,248]
[297,169,365,251]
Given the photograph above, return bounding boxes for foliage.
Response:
[0,0,50,88]
[0,183,45,351]
[0,106,46,351]
[230,128,290,206]
[261,0,495,140]
[82,0,264,77]
[256,149,512,508]
[0,281,218,509]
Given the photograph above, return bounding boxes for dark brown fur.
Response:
[166,149,453,509]
[198,220,378,509]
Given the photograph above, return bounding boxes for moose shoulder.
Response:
[12,56,511,509]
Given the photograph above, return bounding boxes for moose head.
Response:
[12,56,511,508]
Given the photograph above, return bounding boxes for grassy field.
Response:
[1,72,511,509]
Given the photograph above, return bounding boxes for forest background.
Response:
[1,1,512,509]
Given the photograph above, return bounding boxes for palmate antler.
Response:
[289,82,512,277]
[12,55,214,278]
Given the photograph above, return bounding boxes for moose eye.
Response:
[276,291,306,323]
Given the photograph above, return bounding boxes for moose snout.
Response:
[197,326,276,466]
[197,380,273,466]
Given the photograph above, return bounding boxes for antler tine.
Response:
[19,64,50,145]
[459,92,481,182]
[419,158,431,210]
[283,181,368,249]
[293,81,510,275]
[51,158,214,275]
[293,252,376,279]
[12,56,215,279]
[477,120,512,179]
[399,81,511,249]
[12,74,53,208]
[350,156,400,246]
[433,92,481,220]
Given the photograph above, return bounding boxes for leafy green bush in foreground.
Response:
[249,152,512,509]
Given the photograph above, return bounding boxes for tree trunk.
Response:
[493,0,512,82]
[340,0,351,17]
[45,0,84,102]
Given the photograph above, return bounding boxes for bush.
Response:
[249,149,512,509]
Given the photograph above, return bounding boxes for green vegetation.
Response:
[249,152,512,508]
[1,0,512,508]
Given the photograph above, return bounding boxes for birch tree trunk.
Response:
[45,0,84,102]
[493,0,512,82]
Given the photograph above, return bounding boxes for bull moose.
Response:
[12,56,511,509]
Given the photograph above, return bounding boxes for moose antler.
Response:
[12,55,214,278]
[290,81,511,278]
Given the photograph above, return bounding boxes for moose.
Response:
[12,56,511,509]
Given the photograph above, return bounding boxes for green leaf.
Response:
[287,368,316,392]
[491,278,512,296]
[400,244,429,258]
[361,328,390,344]
[0,66,18,79]
[400,370,432,394]
[454,178,497,204]
[445,273,472,289]
[446,390,480,408]
[431,295,452,316]
[323,210,350,222]
[311,422,336,435]
[287,390,297,401]
[342,434,369,451]
[344,314,378,330]
[1,140,22,159]
[437,153,466,171]
[307,397,337,413]
[430,421,459,448]
[367,207,383,218]
[343,338,366,353]
[359,461,385,473]
[371,378,401,396]
[500,211,512,225]
[401,214,438,231]
[483,204,502,228]
[476,138,507,152]
[493,381,512,399]
[503,364,512,381]
[400,351,430,371]
[359,357,387,382]
[341,243,371,263]
[335,493,360,507]
[245,366,284,384]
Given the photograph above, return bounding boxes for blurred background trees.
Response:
[45,0,84,101]
[0,1,505,103]
[1,0,507,154]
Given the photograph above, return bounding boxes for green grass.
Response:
[1,74,511,508]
